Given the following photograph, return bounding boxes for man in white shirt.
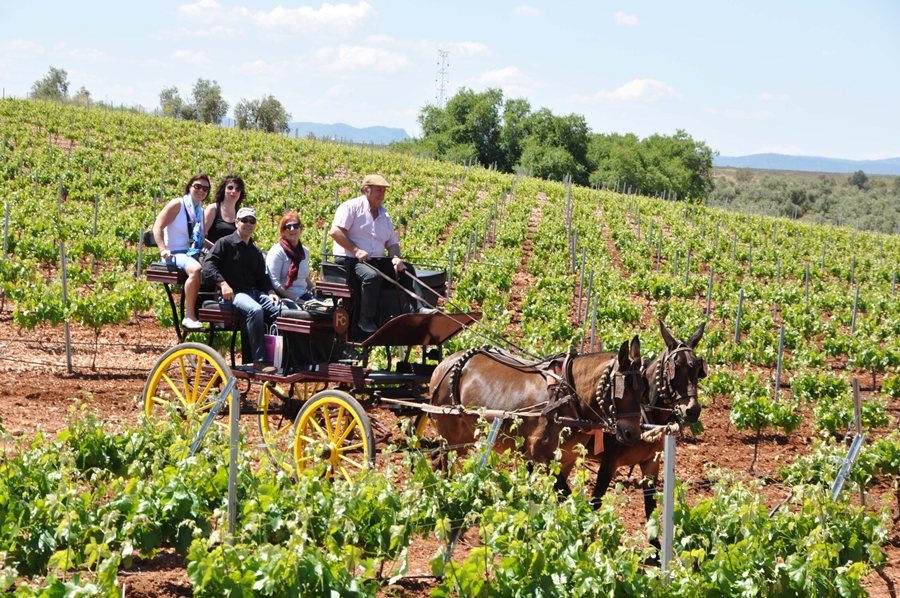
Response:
[329,174,436,333]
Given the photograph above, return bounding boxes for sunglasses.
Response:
[192,183,210,192]
[284,223,302,230]
[238,217,257,224]
[226,185,242,191]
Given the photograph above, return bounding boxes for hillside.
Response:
[2,97,900,596]
[715,152,900,175]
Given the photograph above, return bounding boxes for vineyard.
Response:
[2,97,900,596]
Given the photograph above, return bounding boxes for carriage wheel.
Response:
[258,382,326,472]
[293,390,374,481]
[142,342,233,433]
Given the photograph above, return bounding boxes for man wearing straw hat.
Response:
[329,174,436,333]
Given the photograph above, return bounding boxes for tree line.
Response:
[27,66,292,134]
[395,87,717,200]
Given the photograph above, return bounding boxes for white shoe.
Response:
[182,316,203,330]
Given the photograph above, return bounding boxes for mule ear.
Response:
[699,359,709,379]
[659,319,677,350]
[629,335,641,362]
[617,340,630,366]
[667,358,676,380]
[688,322,706,348]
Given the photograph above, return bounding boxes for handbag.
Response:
[264,324,284,372]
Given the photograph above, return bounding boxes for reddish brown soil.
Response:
[2,310,899,597]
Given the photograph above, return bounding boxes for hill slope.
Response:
[714,153,900,175]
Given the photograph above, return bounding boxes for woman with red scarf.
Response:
[266,212,315,309]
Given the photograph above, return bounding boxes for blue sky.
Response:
[1,0,898,160]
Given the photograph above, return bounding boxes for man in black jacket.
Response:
[203,206,281,373]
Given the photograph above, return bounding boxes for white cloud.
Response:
[476,66,530,86]
[144,59,166,67]
[176,25,236,38]
[326,83,351,96]
[514,6,542,17]
[171,49,211,64]
[66,48,110,62]
[705,107,775,120]
[572,78,680,103]
[313,45,409,73]
[614,11,639,26]
[1,39,45,55]
[238,59,279,76]
[177,0,376,35]
[757,92,789,102]
[446,41,489,57]
[822,49,836,57]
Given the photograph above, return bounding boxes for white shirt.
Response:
[331,195,399,258]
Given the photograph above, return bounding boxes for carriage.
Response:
[140,233,703,494]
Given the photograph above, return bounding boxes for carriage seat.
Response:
[320,261,447,305]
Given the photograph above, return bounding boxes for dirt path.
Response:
[504,193,544,339]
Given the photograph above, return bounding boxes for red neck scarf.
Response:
[279,237,304,288]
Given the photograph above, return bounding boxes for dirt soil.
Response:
[2,312,899,597]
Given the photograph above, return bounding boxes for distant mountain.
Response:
[714,153,900,176]
[288,122,410,145]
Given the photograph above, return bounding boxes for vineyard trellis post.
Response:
[661,434,676,583]
[589,294,598,352]
[735,289,744,344]
[706,267,714,317]
[3,202,8,257]
[805,264,810,300]
[60,242,73,374]
[773,325,785,402]
[850,285,860,336]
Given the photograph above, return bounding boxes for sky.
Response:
[1,0,898,160]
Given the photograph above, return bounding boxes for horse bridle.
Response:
[643,344,706,424]
[590,359,644,424]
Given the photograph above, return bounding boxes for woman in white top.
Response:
[266,212,315,310]
[152,173,211,330]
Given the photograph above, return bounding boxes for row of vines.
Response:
[3,97,900,595]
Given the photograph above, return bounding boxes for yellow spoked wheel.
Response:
[142,342,233,433]
[258,382,327,472]
[293,390,374,481]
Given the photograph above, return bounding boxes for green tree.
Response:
[848,170,869,190]
[30,66,69,102]
[192,78,228,124]
[159,86,187,118]
[72,86,91,106]
[234,95,292,133]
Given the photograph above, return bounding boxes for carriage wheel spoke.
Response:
[339,454,366,470]
[337,419,358,445]
[322,407,335,438]
[161,374,188,406]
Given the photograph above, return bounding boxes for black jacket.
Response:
[203,231,274,294]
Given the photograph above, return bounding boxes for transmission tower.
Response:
[436,50,449,107]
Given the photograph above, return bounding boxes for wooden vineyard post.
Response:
[684,249,691,286]
[851,285,860,335]
[734,289,744,344]
[447,247,454,301]
[706,267,714,317]
[589,294,598,352]
[137,228,144,279]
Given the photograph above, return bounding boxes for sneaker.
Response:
[418,306,439,315]
[182,316,203,330]
[255,361,277,374]
[359,317,378,333]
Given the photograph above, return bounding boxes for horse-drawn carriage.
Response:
[141,236,707,506]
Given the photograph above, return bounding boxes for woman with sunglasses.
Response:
[152,173,211,330]
[266,212,315,310]
[204,175,245,247]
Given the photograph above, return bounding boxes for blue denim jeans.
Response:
[222,290,281,363]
